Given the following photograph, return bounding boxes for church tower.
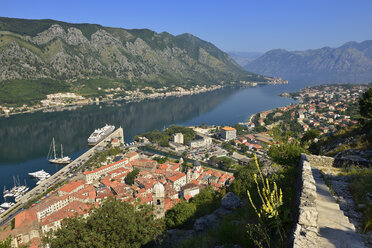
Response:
[153,182,165,219]
[186,168,192,184]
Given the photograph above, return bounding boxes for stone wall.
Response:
[292,154,319,247]
[306,154,372,168]
[305,154,334,168]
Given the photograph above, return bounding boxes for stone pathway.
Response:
[312,168,367,248]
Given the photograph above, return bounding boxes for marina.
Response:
[0,127,124,224]
[3,176,30,201]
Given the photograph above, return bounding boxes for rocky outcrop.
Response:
[293,154,319,247]
[164,192,242,247]
[194,192,242,232]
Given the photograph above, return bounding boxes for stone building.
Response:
[153,182,165,219]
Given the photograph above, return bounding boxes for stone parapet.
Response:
[293,154,319,248]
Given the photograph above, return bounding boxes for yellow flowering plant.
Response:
[247,155,285,247]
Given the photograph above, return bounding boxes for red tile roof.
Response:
[191,179,200,185]
[125,152,138,158]
[222,127,235,131]
[40,201,92,227]
[158,164,168,170]
[15,208,37,228]
[184,194,192,201]
[83,158,127,175]
[168,173,186,182]
[58,180,85,193]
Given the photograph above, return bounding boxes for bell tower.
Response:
[153,182,165,219]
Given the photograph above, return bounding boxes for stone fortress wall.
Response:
[292,154,319,247]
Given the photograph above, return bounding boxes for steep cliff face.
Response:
[0,17,266,84]
[245,41,372,82]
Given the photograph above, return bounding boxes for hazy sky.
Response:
[1,0,371,52]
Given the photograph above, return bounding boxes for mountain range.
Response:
[244,40,372,83]
[227,51,263,67]
[0,17,269,105]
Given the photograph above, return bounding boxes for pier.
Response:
[0,127,124,225]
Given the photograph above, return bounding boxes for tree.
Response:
[359,87,372,118]
[191,186,220,216]
[0,236,11,248]
[165,200,196,229]
[301,129,320,144]
[153,156,168,164]
[43,198,164,248]
[125,168,140,185]
[218,156,235,170]
[268,140,306,166]
[229,163,257,198]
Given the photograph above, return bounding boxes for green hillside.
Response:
[0,17,268,105]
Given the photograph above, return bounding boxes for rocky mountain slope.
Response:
[245,40,372,82]
[0,17,266,86]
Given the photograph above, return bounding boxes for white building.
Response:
[168,173,187,191]
[221,127,236,141]
[188,134,212,148]
[172,133,184,144]
[83,158,128,184]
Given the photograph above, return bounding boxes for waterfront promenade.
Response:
[0,127,124,226]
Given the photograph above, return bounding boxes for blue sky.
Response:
[1,0,371,52]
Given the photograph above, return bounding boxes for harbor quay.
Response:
[0,127,124,225]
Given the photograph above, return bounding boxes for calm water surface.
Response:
[0,82,316,203]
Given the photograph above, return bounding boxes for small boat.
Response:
[3,186,14,198]
[29,170,51,179]
[3,191,14,198]
[15,195,22,202]
[0,202,14,209]
[47,138,71,164]
[36,178,47,185]
[0,207,5,214]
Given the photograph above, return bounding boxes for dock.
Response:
[0,127,124,225]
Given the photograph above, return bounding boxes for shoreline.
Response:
[0,81,288,118]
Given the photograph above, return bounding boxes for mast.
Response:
[12,176,16,189]
[53,138,56,160]
[47,140,53,160]
[61,144,63,158]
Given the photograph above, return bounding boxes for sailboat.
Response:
[47,138,71,164]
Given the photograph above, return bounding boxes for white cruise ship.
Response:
[88,124,115,145]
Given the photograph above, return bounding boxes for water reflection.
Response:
[0,88,237,164]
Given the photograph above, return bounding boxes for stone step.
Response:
[312,167,366,248]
